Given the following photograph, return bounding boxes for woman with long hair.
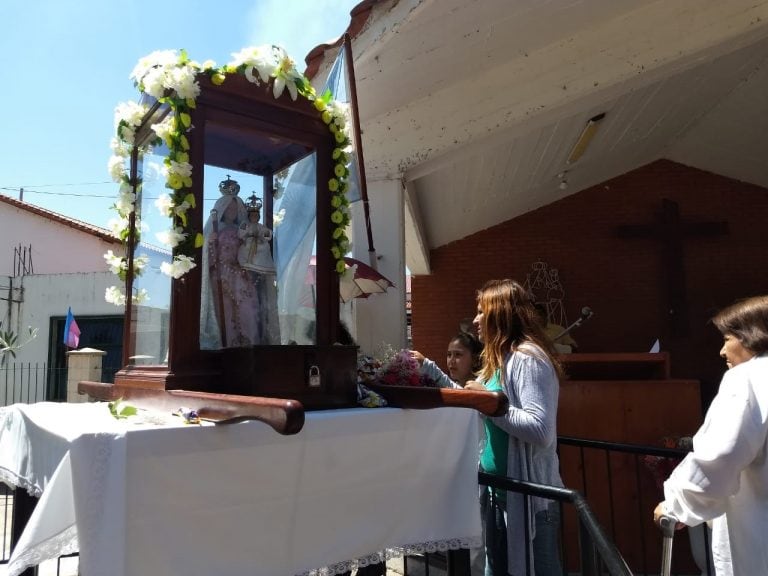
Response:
[465,279,563,576]
[654,295,768,575]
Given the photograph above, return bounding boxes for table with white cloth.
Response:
[0,402,482,576]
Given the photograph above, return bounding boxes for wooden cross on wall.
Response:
[617,199,728,336]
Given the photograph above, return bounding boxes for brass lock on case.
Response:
[308,365,321,387]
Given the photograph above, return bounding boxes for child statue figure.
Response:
[238,194,281,345]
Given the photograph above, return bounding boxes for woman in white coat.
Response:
[654,294,768,575]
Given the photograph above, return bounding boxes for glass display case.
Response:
[114,73,357,409]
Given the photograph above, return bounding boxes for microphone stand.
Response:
[553,310,593,341]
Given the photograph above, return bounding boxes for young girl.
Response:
[465,279,563,576]
[410,331,483,388]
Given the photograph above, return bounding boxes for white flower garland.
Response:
[105,45,353,305]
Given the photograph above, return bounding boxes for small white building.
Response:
[0,193,125,402]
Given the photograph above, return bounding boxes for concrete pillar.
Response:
[66,347,106,403]
[350,178,407,355]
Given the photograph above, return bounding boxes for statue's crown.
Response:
[219,175,240,196]
[246,193,263,212]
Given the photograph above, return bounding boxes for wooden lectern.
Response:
[557,352,701,443]
[556,351,703,572]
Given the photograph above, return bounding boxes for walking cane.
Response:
[659,514,676,576]
[210,209,228,347]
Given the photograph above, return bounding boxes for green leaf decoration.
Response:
[108,398,138,419]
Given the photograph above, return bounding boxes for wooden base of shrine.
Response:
[111,345,359,411]
[221,345,358,409]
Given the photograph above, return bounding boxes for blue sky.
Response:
[0,0,361,227]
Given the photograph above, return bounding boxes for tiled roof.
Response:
[304,0,382,80]
[0,193,120,244]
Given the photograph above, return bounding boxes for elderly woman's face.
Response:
[719,333,755,369]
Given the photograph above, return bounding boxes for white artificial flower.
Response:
[109,137,124,156]
[107,216,130,239]
[132,288,150,304]
[105,286,127,306]
[198,59,216,71]
[160,255,196,279]
[118,125,136,145]
[150,116,175,142]
[155,227,187,248]
[134,254,150,273]
[166,159,192,178]
[130,50,178,84]
[142,67,168,99]
[166,66,200,100]
[273,208,286,227]
[103,250,126,274]
[173,200,191,218]
[229,46,276,84]
[154,194,174,217]
[108,155,126,182]
[272,48,300,101]
[329,101,351,134]
[115,184,136,216]
[114,101,147,129]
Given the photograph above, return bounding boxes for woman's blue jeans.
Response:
[481,488,562,576]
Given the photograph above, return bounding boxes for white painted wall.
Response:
[0,202,117,275]
[3,272,122,365]
[350,179,407,355]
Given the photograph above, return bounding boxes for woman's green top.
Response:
[479,370,508,476]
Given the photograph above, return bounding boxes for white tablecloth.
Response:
[0,402,482,576]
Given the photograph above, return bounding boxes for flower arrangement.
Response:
[641,435,691,490]
[105,45,353,305]
[357,345,436,388]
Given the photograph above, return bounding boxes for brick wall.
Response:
[411,159,768,405]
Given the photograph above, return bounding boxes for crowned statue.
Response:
[200,176,280,349]
[239,193,280,344]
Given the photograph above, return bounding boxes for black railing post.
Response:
[11,488,38,575]
[446,549,471,576]
[579,520,599,576]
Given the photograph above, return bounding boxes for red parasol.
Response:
[308,256,395,303]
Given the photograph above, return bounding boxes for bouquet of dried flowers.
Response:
[357,345,436,388]
[641,435,691,490]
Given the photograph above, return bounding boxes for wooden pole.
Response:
[342,33,377,265]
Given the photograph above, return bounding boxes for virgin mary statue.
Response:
[200,176,260,349]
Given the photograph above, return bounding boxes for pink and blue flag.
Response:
[63,307,80,349]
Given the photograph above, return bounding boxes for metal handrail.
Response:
[478,471,633,576]
[558,435,688,458]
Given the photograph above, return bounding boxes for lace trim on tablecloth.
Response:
[296,536,483,576]
[0,467,42,497]
[6,524,79,576]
